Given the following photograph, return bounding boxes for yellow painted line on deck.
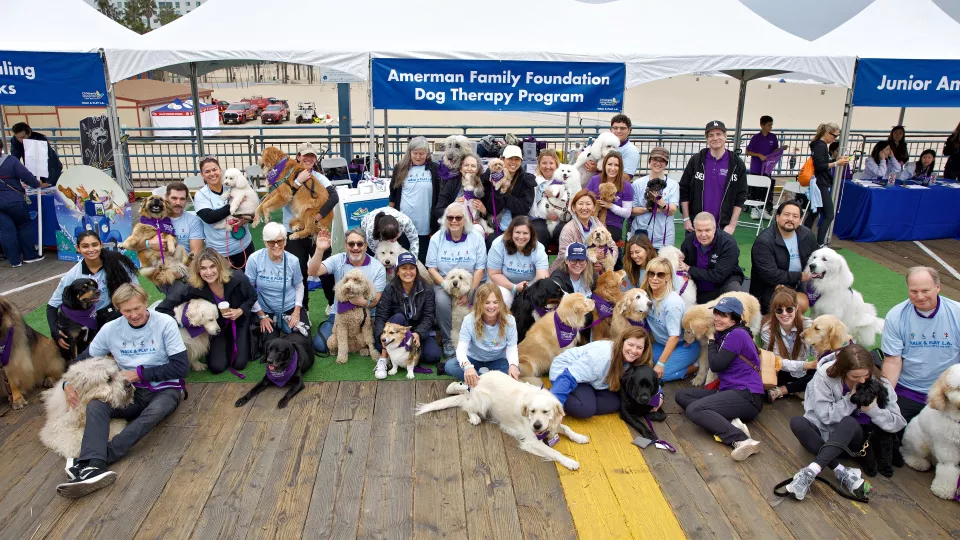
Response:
[554,414,685,540]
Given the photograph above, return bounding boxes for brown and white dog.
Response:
[609,288,653,341]
[442,269,474,349]
[380,322,422,379]
[590,270,626,341]
[518,293,595,377]
[585,227,618,274]
[328,269,377,364]
[253,146,332,239]
[119,195,188,287]
[0,297,64,409]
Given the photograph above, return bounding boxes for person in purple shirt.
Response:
[585,151,634,243]
[675,297,765,462]
[744,116,787,219]
[679,120,748,235]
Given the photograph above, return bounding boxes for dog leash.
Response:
[773,441,872,502]
[212,293,245,379]
[643,390,676,452]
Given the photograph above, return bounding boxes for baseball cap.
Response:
[705,120,727,135]
[502,145,523,160]
[713,297,744,316]
[297,142,320,157]
[397,252,417,268]
[566,243,588,261]
[649,146,669,162]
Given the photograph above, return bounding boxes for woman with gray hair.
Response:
[246,222,306,341]
[803,123,849,247]
[389,136,442,262]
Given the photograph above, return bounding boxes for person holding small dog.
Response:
[582,115,640,178]
[678,212,745,304]
[444,282,519,395]
[762,285,815,402]
[642,257,701,381]
[247,223,305,342]
[549,326,653,419]
[57,283,188,498]
[629,146,678,249]
[361,207,420,261]
[432,153,487,233]
[586,151,634,243]
[309,227,387,353]
[479,145,536,243]
[785,344,905,501]
[390,136,442,262]
[487,216,549,308]
[622,234,658,290]
[530,149,579,250]
[373,251,441,379]
[194,156,254,270]
[157,248,258,375]
[679,120,748,235]
[750,201,817,313]
[551,190,604,276]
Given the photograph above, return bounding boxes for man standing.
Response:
[744,116,787,219]
[749,201,817,313]
[678,212,745,304]
[583,114,640,179]
[10,122,63,186]
[679,121,747,235]
[881,267,960,422]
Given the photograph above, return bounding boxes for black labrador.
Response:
[235,332,314,409]
[513,272,574,341]
[56,278,101,362]
[619,364,662,441]
[850,378,896,477]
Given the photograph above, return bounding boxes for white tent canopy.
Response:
[0,0,140,53]
[151,98,220,137]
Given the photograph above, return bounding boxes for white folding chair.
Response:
[245,164,265,187]
[742,174,773,236]
[150,186,166,197]
[772,181,811,222]
[320,157,350,186]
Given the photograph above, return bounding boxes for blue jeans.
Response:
[314,312,336,353]
[443,357,510,381]
[0,200,40,266]
[652,340,702,382]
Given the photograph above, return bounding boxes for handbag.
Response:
[798,157,815,187]
[739,351,783,390]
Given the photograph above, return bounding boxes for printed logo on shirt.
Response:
[720,168,728,176]
[909,334,953,349]
[258,266,287,283]
[119,338,158,356]
[694,171,705,181]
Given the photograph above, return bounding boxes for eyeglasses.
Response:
[446,215,464,222]
[775,306,796,315]
[649,271,668,279]
[830,132,841,138]
[650,158,667,165]
[346,241,365,248]
[265,239,285,246]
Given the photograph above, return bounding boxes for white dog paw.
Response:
[930,480,958,500]
[406,371,415,379]
[561,458,580,471]
[569,433,590,445]
[903,455,931,471]
[691,373,707,386]
[468,413,482,425]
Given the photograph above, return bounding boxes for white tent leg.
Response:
[733,76,747,151]
[897,106,905,126]
[190,62,205,159]
[563,112,570,159]
[826,64,858,245]
[101,49,131,194]
[369,59,375,178]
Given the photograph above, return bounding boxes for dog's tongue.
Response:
[811,272,825,279]
[268,365,278,372]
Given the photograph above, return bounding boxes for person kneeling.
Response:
[57,283,188,498]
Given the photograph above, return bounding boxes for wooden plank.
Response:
[245,382,338,540]
[501,430,577,540]
[0,412,51,494]
[0,401,42,449]
[889,465,960,537]
[0,451,74,539]
[244,381,295,423]
[162,383,214,427]
[303,381,377,539]
[358,382,415,540]
[412,380,468,540]
[135,384,252,539]
[458,416,524,540]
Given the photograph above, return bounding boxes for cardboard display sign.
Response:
[80,115,116,180]
[53,165,137,266]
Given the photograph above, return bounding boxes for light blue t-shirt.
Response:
[48,260,139,311]
[400,165,433,236]
[282,171,332,230]
[572,274,592,299]
[194,185,252,256]
[630,176,680,249]
[619,141,641,177]
[458,312,518,363]
[549,340,615,390]
[426,229,487,277]
[321,253,387,304]
[245,249,303,314]
[881,297,960,393]
[783,233,802,272]
[170,211,204,252]
[646,292,686,344]
[87,310,186,387]
[487,235,548,284]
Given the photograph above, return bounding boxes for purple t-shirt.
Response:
[586,175,633,229]
[694,238,715,293]
[717,328,764,394]
[702,150,729,223]
[747,132,779,175]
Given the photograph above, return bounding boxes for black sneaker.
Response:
[65,457,80,480]
[56,466,117,498]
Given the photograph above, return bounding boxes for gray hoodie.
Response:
[802,357,906,440]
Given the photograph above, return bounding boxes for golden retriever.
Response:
[681,291,762,386]
[380,322,421,379]
[585,227,618,274]
[415,371,589,470]
[609,288,653,341]
[801,314,853,360]
[519,293,595,377]
[1,296,65,409]
[172,299,222,372]
[591,270,626,340]
[253,146,332,239]
[328,269,377,364]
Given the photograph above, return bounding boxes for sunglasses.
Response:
[830,133,841,138]
[775,306,796,315]
[649,271,668,279]
[346,241,365,248]
[265,239,285,246]
[447,215,464,222]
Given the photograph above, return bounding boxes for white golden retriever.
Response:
[901,365,960,500]
[658,245,697,309]
[172,299,222,371]
[573,132,620,188]
[805,247,884,345]
[39,357,134,458]
[374,241,430,282]
[415,371,589,470]
[442,268,474,348]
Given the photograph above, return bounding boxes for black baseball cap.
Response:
[705,120,727,135]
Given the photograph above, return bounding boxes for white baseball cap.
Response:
[502,145,523,160]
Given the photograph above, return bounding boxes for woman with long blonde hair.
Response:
[804,123,849,246]
[641,257,700,381]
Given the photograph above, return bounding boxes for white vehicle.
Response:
[295,101,318,124]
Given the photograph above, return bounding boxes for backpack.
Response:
[798,157,815,187]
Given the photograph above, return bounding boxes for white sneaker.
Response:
[761,209,774,221]
[445,382,469,395]
[325,304,335,316]
[731,438,761,461]
[730,418,751,439]
[374,357,388,380]
[750,207,760,220]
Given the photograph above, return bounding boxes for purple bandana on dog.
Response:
[628,317,650,331]
[399,330,414,350]
[490,169,505,183]
[337,301,360,314]
[534,304,549,318]
[266,350,298,387]
[438,162,458,182]
[648,388,664,409]
[594,296,615,320]
[807,285,822,308]
[61,306,98,329]
[0,328,12,367]
[140,216,175,236]
[554,312,578,347]
[180,310,206,338]
[266,157,289,185]
[463,189,478,201]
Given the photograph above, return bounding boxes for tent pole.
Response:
[826,60,858,245]
[383,109,390,173]
[100,49,130,195]
[897,106,905,126]
[563,112,570,160]
[338,83,353,161]
[369,58,375,179]
[733,75,747,152]
[0,105,5,143]
[190,62,204,160]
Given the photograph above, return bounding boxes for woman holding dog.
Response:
[530,149,580,250]
[432,153,484,231]
[194,156,254,270]
[586,151,634,244]
[246,223,306,342]
[630,147,679,249]
[762,285,816,402]
[47,230,139,358]
[478,145,536,245]
[785,344,905,501]
[622,234,658,290]
[642,257,700,382]
[426,203,487,359]
[157,248,258,375]
[390,136,442,262]
[549,326,653,419]
[444,282,519,395]
[551,190,605,276]
[487,216,549,309]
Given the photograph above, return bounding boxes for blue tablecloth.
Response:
[27,191,59,248]
[835,180,960,242]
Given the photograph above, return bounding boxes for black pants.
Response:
[896,393,926,424]
[227,242,256,272]
[790,415,863,469]
[416,235,430,264]
[777,369,815,395]
[675,388,763,444]
[207,316,252,373]
[286,236,314,314]
[803,186,834,245]
[531,218,563,252]
[748,175,775,211]
[79,388,181,465]
[695,278,744,304]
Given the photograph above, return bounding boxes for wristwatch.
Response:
[259,314,269,320]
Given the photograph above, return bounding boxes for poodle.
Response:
[217,168,260,229]
[901,364,960,500]
[442,268,474,349]
[658,245,697,309]
[328,269,377,364]
[573,132,620,188]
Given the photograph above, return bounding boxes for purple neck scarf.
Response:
[534,304,549,318]
[490,169,505,183]
[0,328,12,367]
[140,216,175,264]
[463,189,478,201]
[628,317,650,330]
[807,285,823,308]
[61,305,98,329]
[399,330,414,350]
[648,388,664,409]
[337,300,360,314]
[266,351,298,387]
[438,162,458,182]
[554,312,578,348]
[914,297,940,319]
[180,310,206,338]
[594,295,615,321]
[266,157,289,185]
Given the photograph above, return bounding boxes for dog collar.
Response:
[648,388,664,409]
[536,431,560,447]
[140,216,175,235]
[676,271,690,296]
[61,305,99,330]
[0,327,12,367]
[628,317,650,331]
[266,350,298,387]
[554,312,578,348]
[179,310,207,338]
[399,330,414,351]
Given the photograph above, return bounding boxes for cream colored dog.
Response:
[172,299,222,372]
[585,227,618,274]
[901,365,960,500]
[658,245,697,309]
[609,288,653,341]
[518,292,595,377]
[415,371,589,470]
[328,269,377,364]
[800,314,853,360]
[217,168,260,229]
[442,268,474,348]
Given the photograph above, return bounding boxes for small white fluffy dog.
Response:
[573,132,620,188]
[901,364,960,500]
[172,299,222,371]
[39,357,134,458]
[216,168,260,229]
[374,241,430,282]
[442,268,473,348]
[805,247,884,345]
[658,246,697,309]
[537,184,571,237]
[415,371,590,470]
[555,163,583,197]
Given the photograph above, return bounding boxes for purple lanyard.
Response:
[213,292,244,379]
[648,201,667,247]
[644,390,676,452]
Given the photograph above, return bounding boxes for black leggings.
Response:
[565,384,620,419]
[206,316,252,373]
[803,186,834,245]
[790,415,863,469]
[675,388,763,444]
[417,235,430,264]
[777,369,815,395]
[227,242,256,272]
[286,236,314,314]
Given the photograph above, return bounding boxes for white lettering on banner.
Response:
[388,69,463,83]
[449,88,513,106]
[0,85,15,95]
[876,74,933,91]
[415,88,446,105]
[0,61,37,80]
[525,71,611,86]
[517,90,584,106]
[470,70,522,87]
[936,76,960,91]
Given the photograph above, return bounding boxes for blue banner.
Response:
[372,59,625,112]
[853,58,960,108]
[0,51,108,106]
